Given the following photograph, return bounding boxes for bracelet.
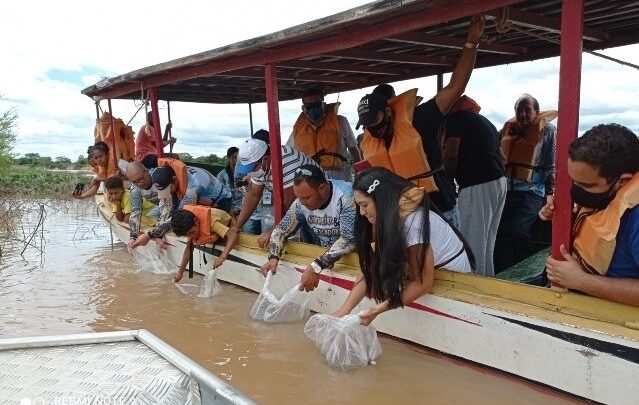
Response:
[464,41,479,49]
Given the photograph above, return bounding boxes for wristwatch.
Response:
[464,41,479,49]
[268,254,279,261]
[310,260,323,275]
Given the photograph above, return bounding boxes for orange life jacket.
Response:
[158,157,187,200]
[94,112,135,171]
[183,204,226,245]
[572,173,639,275]
[292,103,343,170]
[449,95,481,114]
[360,89,438,192]
[500,111,557,182]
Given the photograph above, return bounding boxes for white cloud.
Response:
[1,1,638,160]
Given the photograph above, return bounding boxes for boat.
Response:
[0,329,255,404]
[83,1,639,404]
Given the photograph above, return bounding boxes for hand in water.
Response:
[257,230,272,249]
[260,258,278,276]
[130,233,151,249]
[299,266,320,292]
[127,239,136,253]
[173,270,184,283]
[154,238,169,250]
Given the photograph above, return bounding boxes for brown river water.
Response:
[0,201,581,404]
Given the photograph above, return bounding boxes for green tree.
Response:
[0,99,18,172]
[74,154,87,169]
[179,152,194,162]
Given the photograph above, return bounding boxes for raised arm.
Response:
[434,15,485,115]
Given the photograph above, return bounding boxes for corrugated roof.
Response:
[81,0,639,104]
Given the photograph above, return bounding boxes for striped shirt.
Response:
[250,146,321,190]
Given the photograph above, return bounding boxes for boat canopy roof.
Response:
[81,0,639,104]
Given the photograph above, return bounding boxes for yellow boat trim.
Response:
[97,195,639,342]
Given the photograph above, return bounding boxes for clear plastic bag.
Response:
[197,270,222,297]
[249,272,310,323]
[304,313,382,370]
[132,242,174,274]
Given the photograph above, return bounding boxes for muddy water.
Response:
[0,201,579,404]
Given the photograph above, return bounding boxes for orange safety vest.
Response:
[572,173,639,275]
[158,157,188,200]
[292,103,343,170]
[94,112,136,171]
[360,89,438,193]
[183,204,226,245]
[500,111,557,182]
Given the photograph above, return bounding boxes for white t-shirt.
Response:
[402,208,472,273]
[286,115,356,181]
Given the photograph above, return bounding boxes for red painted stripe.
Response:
[294,267,480,327]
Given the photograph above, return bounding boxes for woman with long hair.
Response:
[73,141,113,200]
[332,167,475,325]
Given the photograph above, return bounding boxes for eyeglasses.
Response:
[131,175,146,185]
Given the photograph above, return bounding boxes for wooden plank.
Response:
[325,48,456,66]
[386,32,528,55]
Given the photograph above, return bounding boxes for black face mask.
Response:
[570,179,618,209]
[304,102,325,123]
[367,115,392,139]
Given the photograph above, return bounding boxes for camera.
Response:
[74,183,85,194]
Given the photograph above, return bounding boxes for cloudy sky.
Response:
[1,1,637,160]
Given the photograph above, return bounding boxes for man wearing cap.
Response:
[213,138,322,268]
[260,164,356,292]
[130,163,232,248]
[286,87,360,181]
[355,15,485,226]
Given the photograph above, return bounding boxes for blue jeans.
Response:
[242,219,262,235]
[494,190,544,272]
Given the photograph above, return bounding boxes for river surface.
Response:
[0,201,580,404]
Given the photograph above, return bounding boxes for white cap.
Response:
[236,139,268,176]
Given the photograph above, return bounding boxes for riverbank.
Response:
[0,165,89,197]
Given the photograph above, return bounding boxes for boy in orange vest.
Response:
[170,207,232,283]
[542,124,639,306]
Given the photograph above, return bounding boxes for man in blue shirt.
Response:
[542,124,639,306]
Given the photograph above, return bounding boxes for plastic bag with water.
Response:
[249,272,310,322]
[304,313,382,370]
[132,242,174,274]
[197,270,222,297]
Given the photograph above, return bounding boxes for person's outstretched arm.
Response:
[434,15,485,115]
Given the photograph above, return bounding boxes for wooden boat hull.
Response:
[97,197,639,404]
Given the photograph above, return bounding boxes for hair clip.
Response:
[367,179,380,194]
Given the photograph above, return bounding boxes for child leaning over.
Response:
[104,177,156,223]
[170,207,233,283]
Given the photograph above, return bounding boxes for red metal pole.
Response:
[167,101,174,154]
[106,99,118,175]
[148,87,164,158]
[436,73,444,92]
[264,64,285,222]
[552,0,584,260]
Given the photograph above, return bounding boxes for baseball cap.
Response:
[236,138,268,176]
[355,92,388,130]
[151,166,175,199]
